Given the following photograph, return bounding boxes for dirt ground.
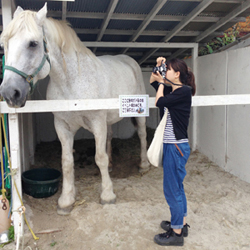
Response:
[3,129,250,250]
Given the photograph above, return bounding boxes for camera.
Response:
[152,61,167,79]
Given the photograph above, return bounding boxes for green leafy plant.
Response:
[199,27,240,56]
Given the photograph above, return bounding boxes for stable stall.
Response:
[1,0,250,247]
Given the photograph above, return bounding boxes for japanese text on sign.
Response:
[119,95,149,117]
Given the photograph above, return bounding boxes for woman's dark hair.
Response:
[166,58,196,96]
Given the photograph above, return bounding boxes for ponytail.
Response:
[187,69,196,96]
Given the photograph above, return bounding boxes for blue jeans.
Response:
[162,143,190,229]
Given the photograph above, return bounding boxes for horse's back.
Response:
[98,54,146,96]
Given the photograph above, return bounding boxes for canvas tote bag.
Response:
[147,109,168,167]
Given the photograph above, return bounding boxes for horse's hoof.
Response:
[139,161,151,174]
[100,197,116,205]
[57,205,74,215]
[139,166,150,174]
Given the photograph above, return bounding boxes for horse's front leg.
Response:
[54,117,77,215]
[93,123,116,204]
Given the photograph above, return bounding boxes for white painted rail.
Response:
[1,94,250,114]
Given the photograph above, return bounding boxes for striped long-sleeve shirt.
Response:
[151,81,192,141]
[163,108,188,144]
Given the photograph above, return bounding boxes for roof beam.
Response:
[138,0,215,65]
[33,0,74,1]
[167,48,188,60]
[168,0,244,2]
[74,28,223,37]
[0,50,173,58]
[169,0,250,59]
[92,0,119,53]
[163,0,215,42]
[42,0,250,3]
[95,52,172,57]
[128,0,168,42]
[32,0,244,3]
[83,42,197,48]
[195,0,250,42]
[121,0,168,54]
[96,0,118,41]
[46,11,246,23]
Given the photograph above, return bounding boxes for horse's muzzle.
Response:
[0,82,28,108]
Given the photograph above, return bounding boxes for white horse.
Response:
[0,4,150,215]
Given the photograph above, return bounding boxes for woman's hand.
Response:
[156,57,166,67]
[150,71,164,84]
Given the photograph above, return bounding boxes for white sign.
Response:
[119,95,149,117]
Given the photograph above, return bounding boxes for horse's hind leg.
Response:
[93,122,116,204]
[54,117,77,215]
[107,125,113,172]
[135,116,150,173]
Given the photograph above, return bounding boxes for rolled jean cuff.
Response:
[171,224,183,229]
[184,212,187,217]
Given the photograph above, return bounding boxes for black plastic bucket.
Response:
[22,168,61,198]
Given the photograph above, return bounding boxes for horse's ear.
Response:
[13,6,24,19]
[36,2,47,25]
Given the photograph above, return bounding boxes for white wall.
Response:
[226,48,250,182]
[196,47,250,183]
[196,53,228,168]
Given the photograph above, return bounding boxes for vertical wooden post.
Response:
[191,43,199,151]
[8,114,23,240]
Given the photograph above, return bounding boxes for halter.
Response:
[4,27,51,94]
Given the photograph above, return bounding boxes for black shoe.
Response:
[154,229,184,246]
[160,221,190,237]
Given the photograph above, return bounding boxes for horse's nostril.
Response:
[13,89,21,99]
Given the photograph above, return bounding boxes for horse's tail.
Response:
[131,117,138,128]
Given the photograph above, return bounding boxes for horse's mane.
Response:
[1,10,97,62]
[44,18,95,58]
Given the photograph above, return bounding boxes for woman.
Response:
[150,57,196,246]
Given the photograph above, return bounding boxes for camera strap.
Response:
[164,77,192,90]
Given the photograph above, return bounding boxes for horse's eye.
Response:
[29,41,38,47]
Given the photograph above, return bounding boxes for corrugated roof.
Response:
[158,1,200,15]
[67,0,110,13]
[114,0,157,14]
[2,0,250,67]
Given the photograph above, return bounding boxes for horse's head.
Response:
[0,3,51,108]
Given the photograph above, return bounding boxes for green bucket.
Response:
[22,168,61,198]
